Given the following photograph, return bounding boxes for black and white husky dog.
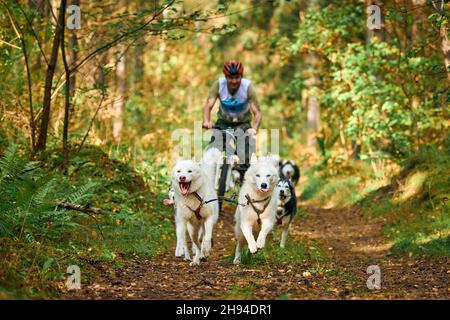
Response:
[278,160,300,186]
[274,179,297,248]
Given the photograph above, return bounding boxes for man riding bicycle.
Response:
[202,60,262,182]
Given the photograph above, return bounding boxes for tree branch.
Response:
[1,0,36,151]
[69,0,175,74]
[15,1,49,66]
[57,202,110,215]
[76,89,106,154]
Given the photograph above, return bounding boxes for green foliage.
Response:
[390,236,450,256]
[222,282,257,300]
[300,160,378,207]
[0,145,99,239]
[0,0,449,299]
[225,237,326,267]
[0,144,174,298]
[287,1,448,161]
[361,144,450,256]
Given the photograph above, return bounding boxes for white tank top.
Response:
[218,77,251,117]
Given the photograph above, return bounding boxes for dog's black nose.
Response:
[261,183,267,189]
[179,176,186,182]
[280,190,285,195]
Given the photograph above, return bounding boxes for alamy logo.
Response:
[367,5,382,30]
[171,121,279,164]
[66,265,81,290]
[366,265,381,290]
[67,5,81,30]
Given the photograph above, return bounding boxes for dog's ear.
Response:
[270,154,280,168]
[272,171,280,185]
[271,154,280,167]
[171,151,182,165]
[243,164,254,182]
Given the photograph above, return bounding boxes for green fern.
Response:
[0,145,99,239]
[65,181,99,204]
[29,178,56,209]
[0,145,24,192]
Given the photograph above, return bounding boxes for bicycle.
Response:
[209,125,242,214]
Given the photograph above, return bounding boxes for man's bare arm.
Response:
[249,100,262,131]
[202,97,217,128]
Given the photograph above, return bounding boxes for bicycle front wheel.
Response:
[217,162,229,215]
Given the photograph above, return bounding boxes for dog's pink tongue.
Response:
[261,188,269,193]
[180,182,189,194]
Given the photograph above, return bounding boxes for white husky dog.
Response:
[233,155,279,264]
[163,186,191,259]
[171,147,220,266]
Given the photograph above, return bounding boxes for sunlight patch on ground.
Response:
[351,243,393,254]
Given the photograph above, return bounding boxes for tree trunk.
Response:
[130,43,145,95]
[29,0,45,73]
[300,0,321,148]
[61,0,70,170]
[364,0,387,162]
[436,2,450,84]
[36,0,66,152]
[305,54,320,147]
[4,2,36,153]
[61,0,79,168]
[69,0,79,103]
[112,44,127,141]
[440,26,450,84]
[96,53,109,87]
[129,0,145,95]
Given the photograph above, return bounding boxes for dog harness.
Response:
[276,209,290,225]
[185,192,204,220]
[276,195,289,225]
[244,194,271,225]
[183,192,215,248]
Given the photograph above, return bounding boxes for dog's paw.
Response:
[189,259,200,266]
[201,244,211,258]
[183,252,191,261]
[198,251,206,261]
[175,247,185,257]
[256,238,266,249]
[248,243,258,254]
[233,258,241,265]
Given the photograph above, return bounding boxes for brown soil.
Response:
[65,202,449,300]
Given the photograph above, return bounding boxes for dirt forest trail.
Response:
[66,200,449,300]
